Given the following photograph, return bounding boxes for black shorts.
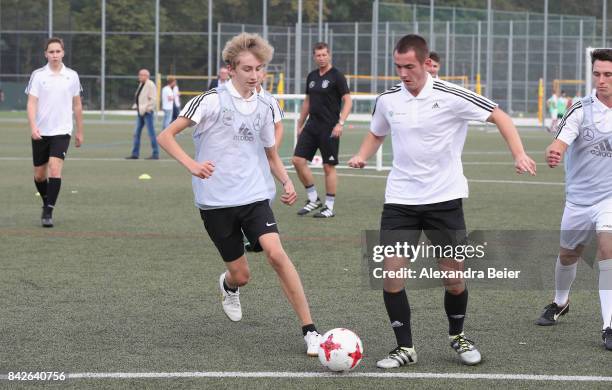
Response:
[380,199,467,248]
[199,200,279,262]
[293,121,339,165]
[32,134,71,167]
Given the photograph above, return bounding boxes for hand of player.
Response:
[280,179,297,205]
[514,153,537,175]
[545,145,562,168]
[331,124,343,138]
[348,155,366,169]
[188,160,215,179]
[31,128,42,140]
[75,131,83,147]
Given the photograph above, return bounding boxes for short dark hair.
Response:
[45,37,64,51]
[429,51,440,63]
[394,34,429,63]
[313,42,329,54]
[591,49,612,65]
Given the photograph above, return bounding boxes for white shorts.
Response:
[560,199,612,250]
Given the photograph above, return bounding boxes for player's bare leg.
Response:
[313,164,337,218]
[536,245,583,326]
[258,232,320,355]
[219,256,250,322]
[292,156,322,216]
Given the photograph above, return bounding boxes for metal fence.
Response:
[0,0,609,114]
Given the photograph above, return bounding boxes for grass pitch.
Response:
[0,114,610,389]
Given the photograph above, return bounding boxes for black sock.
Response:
[445,288,468,336]
[46,177,62,211]
[223,279,238,294]
[302,323,317,336]
[34,178,48,206]
[383,289,413,348]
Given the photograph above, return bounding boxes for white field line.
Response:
[1,157,563,186]
[2,156,554,169]
[302,170,564,186]
[1,371,611,381]
[0,156,550,167]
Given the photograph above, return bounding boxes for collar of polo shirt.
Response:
[227,78,256,102]
[401,72,434,100]
[593,91,612,112]
[44,63,67,75]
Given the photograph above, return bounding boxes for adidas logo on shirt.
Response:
[234,122,254,142]
[432,102,440,109]
[590,139,612,158]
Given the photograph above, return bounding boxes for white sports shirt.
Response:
[179,80,275,209]
[258,88,284,124]
[161,85,176,110]
[555,92,612,206]
[371,74,497,205]
[257,88,284,200]
[25,64,82,136]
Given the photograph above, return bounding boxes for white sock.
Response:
[325,193,335,211]
[306,185,318,203]
[598,259,612,330]
[554,256,577,306]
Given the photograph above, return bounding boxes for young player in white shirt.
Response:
[242,69,285,252]
[161,76,178,129]
[348,34,536,368]
[537,49,612,350]
[157,33,321,356]
[25,37,83,228]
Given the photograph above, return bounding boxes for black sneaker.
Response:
[41,206,53,228]
[297,199,322,216]
[602,328,612,350]
[536,302,569,326]
[125,155,139,159]
[313,206,335,218]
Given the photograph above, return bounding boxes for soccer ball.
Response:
[318,328,363,371]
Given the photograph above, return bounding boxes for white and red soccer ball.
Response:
[318,328,363,371]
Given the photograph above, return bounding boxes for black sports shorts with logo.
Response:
[380,199,467,248]
[32,134,71,167]
[199,200,279,262]
[293,121,339,165]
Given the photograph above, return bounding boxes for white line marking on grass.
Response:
[302,170,565,186]
[1,371,609,382]
[2,157,563,186]
[0,157,175,162]
[2,156,547,166]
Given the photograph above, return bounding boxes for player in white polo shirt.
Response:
[536,49,612,350]
[241,70,285,252]
[349,34,536,368]
[157,33,321,357]
[25,37,83,228]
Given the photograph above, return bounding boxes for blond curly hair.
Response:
[222,33,274,68]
